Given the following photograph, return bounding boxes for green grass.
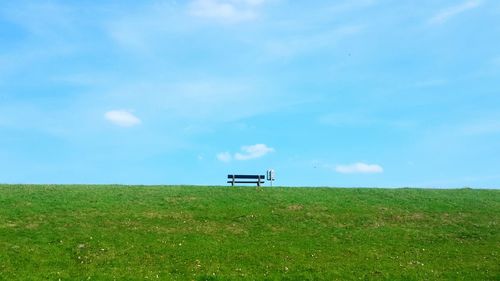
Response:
[0,185,498,280]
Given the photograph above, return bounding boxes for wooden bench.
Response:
[227,174,265,187]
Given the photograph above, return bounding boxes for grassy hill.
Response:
[0,185,498,280]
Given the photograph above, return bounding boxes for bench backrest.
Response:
[227,175,265,179]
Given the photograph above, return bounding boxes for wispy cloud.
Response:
[459,120,500,135]
[492,56,500,66]
[0,1,75,37]
[188,0,267,23]
[216,152,232,162]
[99,78,290,124]
[413,79,448,88]
[217,143,274,162]
[318,111,416,130]
[261,23,365,60]
[335,163,383,174]
[234,144,274,160]
[429,0,482,25]
[105,3,182,53]
[104,110,141,127]
[319,112,374,127]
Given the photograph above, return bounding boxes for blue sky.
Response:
[1,0,499,188]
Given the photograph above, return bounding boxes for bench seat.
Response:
[227,180,265,184]
[227,174,265,186]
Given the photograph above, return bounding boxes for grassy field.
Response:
[0,185,498,280]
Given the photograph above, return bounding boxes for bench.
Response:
[227,174,265,187]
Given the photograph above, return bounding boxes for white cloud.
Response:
[216,152,232,162]
[188,0,267,23]
[234,143,274,160]
[429,0,482,25]
[104,110,141,127]
[335,162,383,174]
[217,143,274,162]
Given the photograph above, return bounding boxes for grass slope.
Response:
[0,185,498,280]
